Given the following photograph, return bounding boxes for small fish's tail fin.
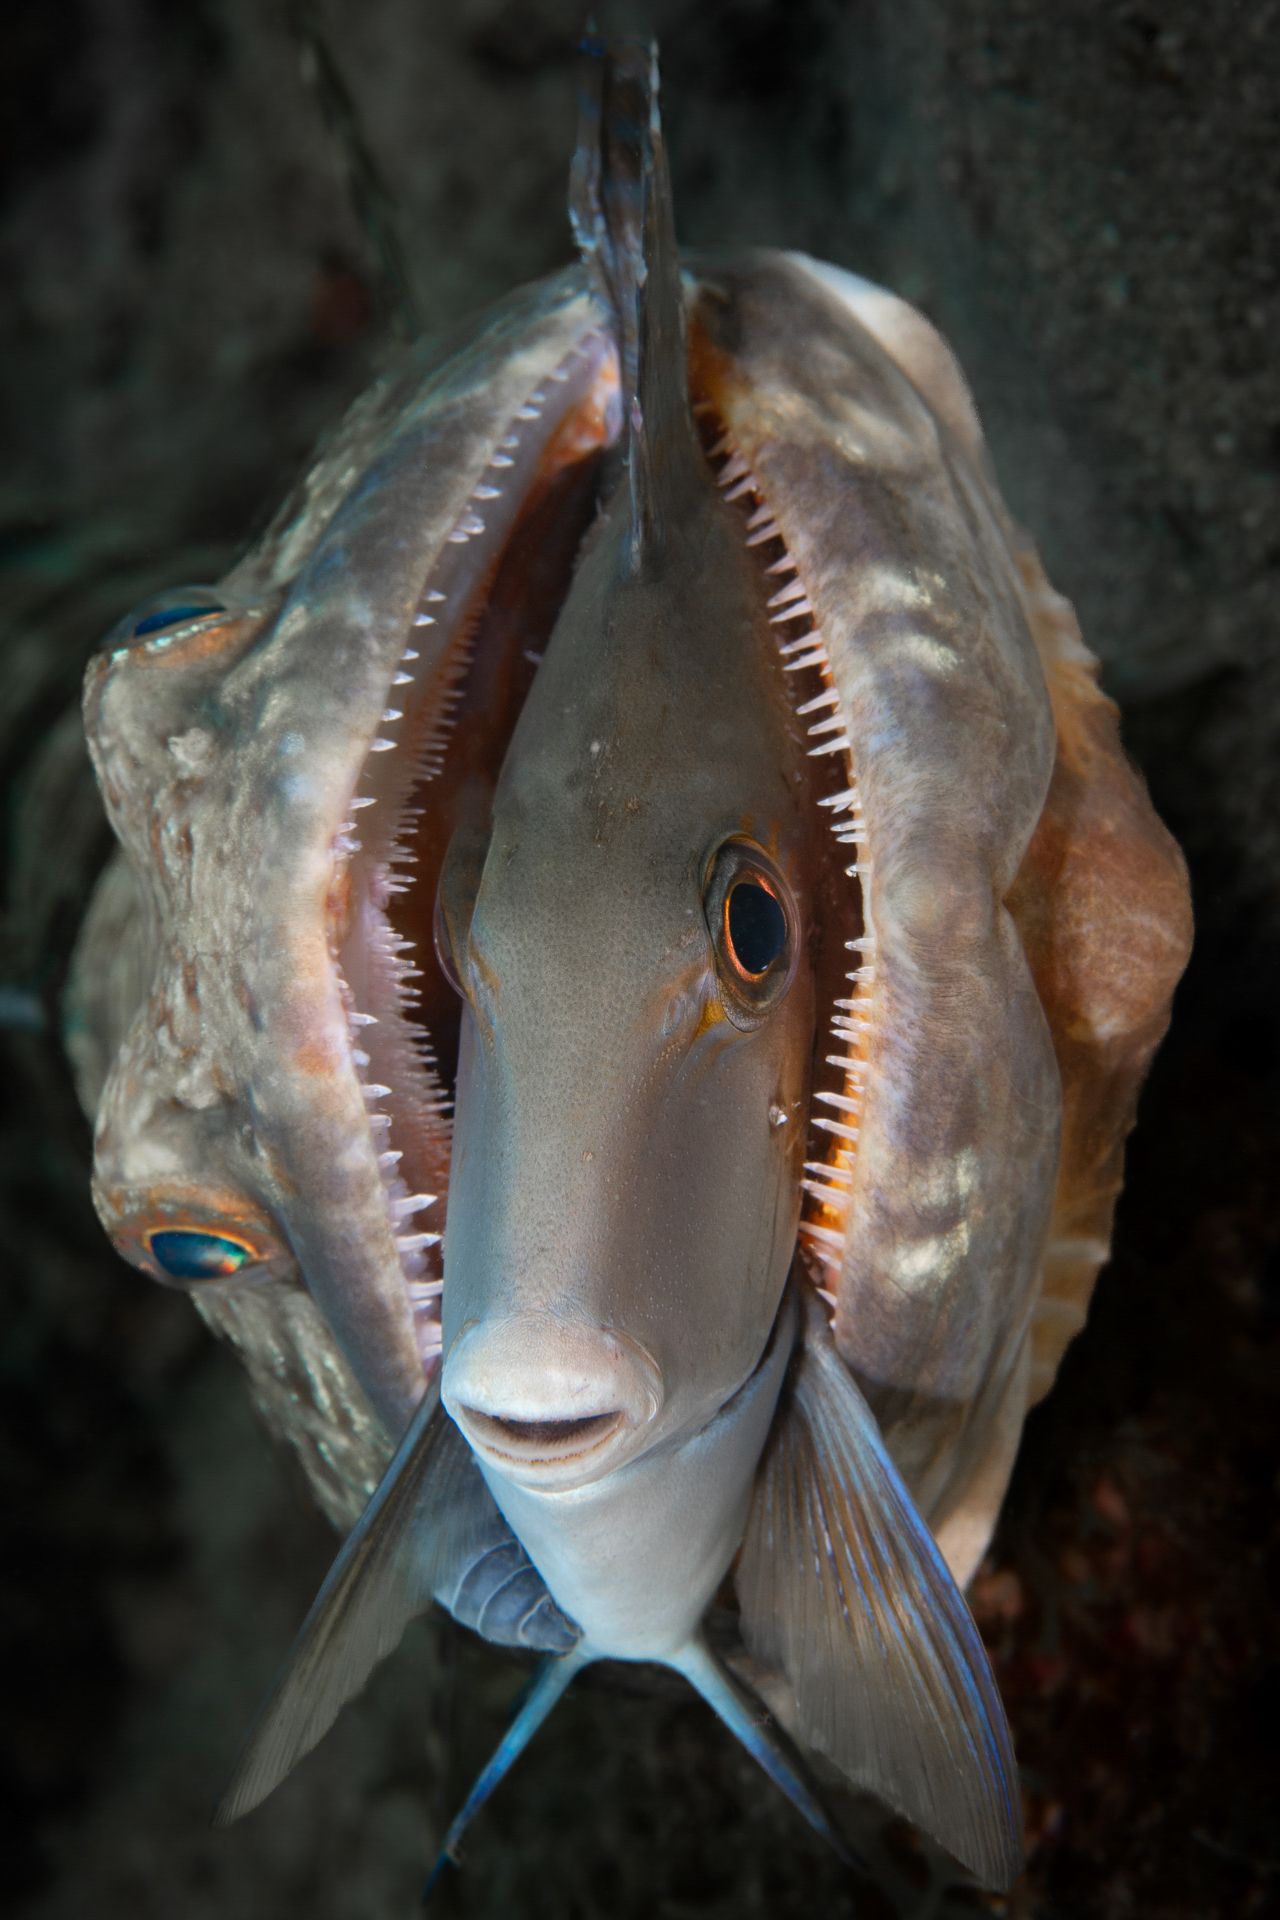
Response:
[735,1288,1025,1889]
[677,1639,859,1866]
[569,32,702,564]
[424,1649,589,1899]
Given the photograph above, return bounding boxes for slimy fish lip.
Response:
[442,1314,665,1491]
[455,1407,625,1473]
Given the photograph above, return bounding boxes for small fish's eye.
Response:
[725,878,787,978]
[706,840,798,1025]
[146,1228,258,1284]
[433,886,465,998]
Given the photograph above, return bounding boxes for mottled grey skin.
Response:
[72,273,614,1520]
[693,252,1062,1567]
[71,239,1188,1565]
[69,130,1192,1894]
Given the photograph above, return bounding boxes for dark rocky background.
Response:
[2,2,1277,1916]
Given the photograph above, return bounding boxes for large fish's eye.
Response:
[107,585,230,657]
[145,1227,260,1285]
[706,841,798,1026]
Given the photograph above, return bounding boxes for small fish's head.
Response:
[439,475,817,1490]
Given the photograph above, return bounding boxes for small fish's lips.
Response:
[442,1314,663,1490]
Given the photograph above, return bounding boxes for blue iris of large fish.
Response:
[70,38,1192,1892]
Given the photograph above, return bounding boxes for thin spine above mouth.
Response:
[331,328,619,1365]
[702,418,874,1312]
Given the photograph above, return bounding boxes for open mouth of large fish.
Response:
[329,301,868,1411]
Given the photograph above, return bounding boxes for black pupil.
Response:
[727,879,787,975]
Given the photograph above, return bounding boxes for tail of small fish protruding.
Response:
[423,1649,588,1899]
[676,1638,860,1868]
[569,33,703,567]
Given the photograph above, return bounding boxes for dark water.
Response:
[2,3,1277,1915]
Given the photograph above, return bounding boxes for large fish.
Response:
[68,39,1191,1893]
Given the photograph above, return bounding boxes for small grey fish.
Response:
[71,36,1191,1893]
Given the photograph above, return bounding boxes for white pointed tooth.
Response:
[745,520,780,546]
[816,1286,839,1311]
[500,433,520,449]
[765,553,798,576]
[370,737,396,752]
[801,1221,847,1252]
[770,600,813,625]
[335,833,361,855]
[397,1231,442,1253]
[803,1177,851,1207]
[490,451,515,468]
[351,1010,378,1027]
[473,484,502,500]
[718,452,749,485]
[414,612,436,626]
[378,1148,403,1168]
[407,1278,444,1302]
[382,708,403,723]
[392,670,413,686]
[768,578,809,610]
[813,1116,860,1143]
[815,1089,862,1116]
[809,734,852,755]
[797,690,840,715]
[393,1192,437,1222]
[819,787,861,811]
[784,651,829,674]
[362,1083,393,1101]
[805,1159,851,1184]
[746,502,774,529]
[369,1113,392,1132]
[352,1048,371,1068]
[426,588,446,604]
[723,476,756,502]
[515,404,543,421]
[708,433,734,458]
[350,796,376,811]
[808,716,846,737]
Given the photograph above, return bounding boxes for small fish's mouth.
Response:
[442,1313,663,1489]
[455,1407,625,1469]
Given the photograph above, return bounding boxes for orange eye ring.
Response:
[705,840,798,1028]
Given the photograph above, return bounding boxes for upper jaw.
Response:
[256,288,621,1419]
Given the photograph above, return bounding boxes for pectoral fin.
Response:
[217,1384,577,1824]
[735,1291,1023,1888]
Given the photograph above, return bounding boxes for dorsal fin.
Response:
[569,34,702,568]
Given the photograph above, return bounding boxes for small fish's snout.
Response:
[443,1315,664,1487]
